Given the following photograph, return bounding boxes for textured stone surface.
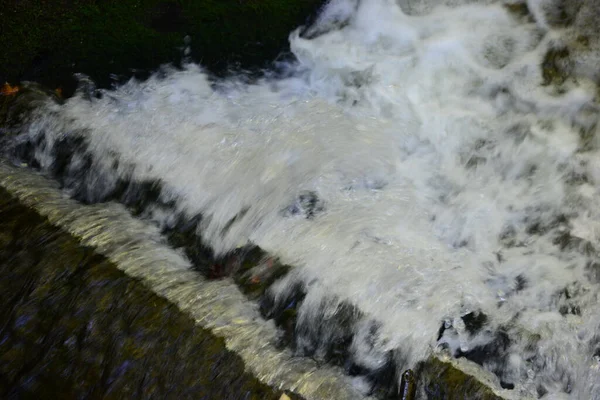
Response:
[0,187,301,400]
[417,358,503,400]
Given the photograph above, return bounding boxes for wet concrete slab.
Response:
[0,186,301,400]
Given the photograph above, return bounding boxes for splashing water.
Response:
[5,0,600,398]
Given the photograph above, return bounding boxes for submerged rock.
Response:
[416,358,503,400]
[399,370,417,400]
[283,190,325,219]
[541,47,571,86]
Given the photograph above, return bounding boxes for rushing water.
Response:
[3,0,600,398]
[0,161,364,400]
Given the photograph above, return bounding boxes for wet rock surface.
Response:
[416,358,502,400]
[0,187,301,400]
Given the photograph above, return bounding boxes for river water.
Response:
[3,0,600,398]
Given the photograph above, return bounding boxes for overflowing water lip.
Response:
[3,0,600,398]
[0,161,369,400]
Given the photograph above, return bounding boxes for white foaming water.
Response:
[16,0,600,397]
[0,162,366,400]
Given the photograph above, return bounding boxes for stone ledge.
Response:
[0,185,302,400]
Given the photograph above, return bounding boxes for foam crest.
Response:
[8,0,600,397]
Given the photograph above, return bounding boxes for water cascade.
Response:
[2,0,600,398]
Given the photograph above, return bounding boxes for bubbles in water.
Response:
[6,0,600,397]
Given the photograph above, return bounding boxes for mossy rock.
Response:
[417,357,504,400]
[0,83,62,134]
[503,2,533,21]
[541,47,570,86]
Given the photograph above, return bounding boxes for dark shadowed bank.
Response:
[0,0,325,96]
[0,186,303,400]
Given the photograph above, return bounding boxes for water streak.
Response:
[4,0,600,397]
[0,162,366,400]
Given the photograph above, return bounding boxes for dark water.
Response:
[0,0,325,96]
